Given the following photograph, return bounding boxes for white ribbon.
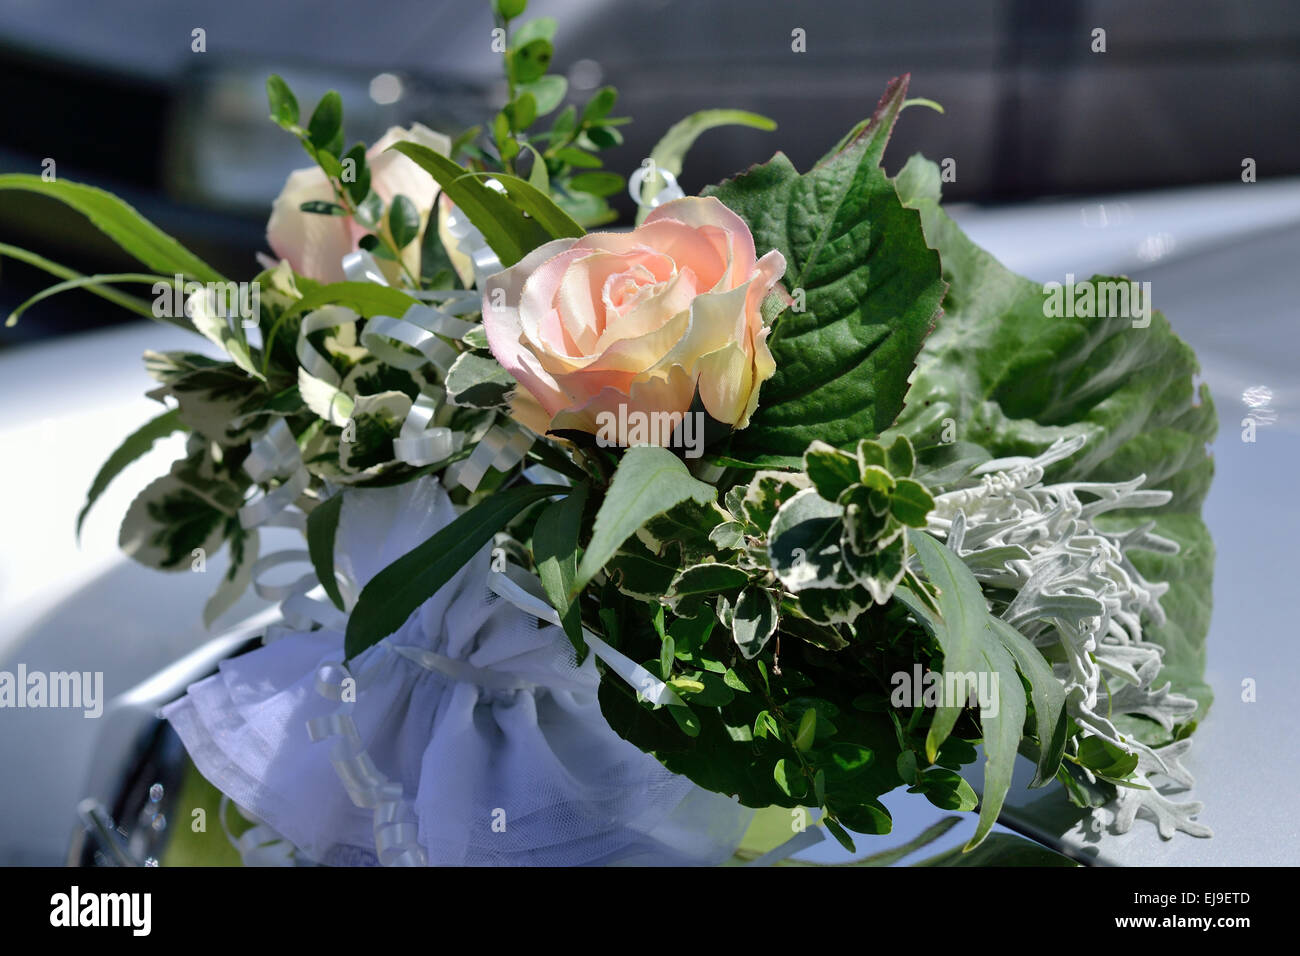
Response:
[442,197,503,287]
[306,662,427,866]
[445,421,534,492]
[485,565,685,710]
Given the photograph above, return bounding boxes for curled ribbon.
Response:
[307,662,428,866]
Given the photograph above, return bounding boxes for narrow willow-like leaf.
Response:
[387,142,566,266]
[637,108,777,224]
[479,172,584,241]
[306,493,346,612]
[77,408,185,538]
[987,615,1068,787]
[533,483,589,657]
[0,175,226,284]
[0,244,166,326]
[902,531,991,762]
[345,483,569,659]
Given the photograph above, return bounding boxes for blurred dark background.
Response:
[2,0,1298,342]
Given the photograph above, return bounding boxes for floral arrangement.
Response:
[3,0,1216,865]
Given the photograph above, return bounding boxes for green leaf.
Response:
[507,92,537,131]
[803,441,860,502]
[572,446,716,597]
[533,484,589,658]
[902,532,990,761]
[702,77,944,461]
[1077,737,1140,779]
[732,586,779,659]
[444,351,515,408]
[667,562,750,617]
[387,194,421,249]
[823,817,857,853]
[910,768,978,812]
[306,493,346,613]
[387,142,566,267]
[522,143,550,194]
[342,143,370,203]
[794,707,818,752]
[298,200,346,216]
[896,532,1030,849]
[77,408,185,537]
[494,0,527,21]
[511,16,556,46]
[773,758,806,798]
[581,86,617,123]
[265,75,299,127]
[637,108,776,223]
[583,125,622,149]
[119,470,233,572]
[768,488,846,592]
[6,271,172,330]
[345,484,569,659]
[895,750,919,785]
[549,105,577,141]
[553,146,601,168]
[352,191,384,230]
[510,38,553,84]
[986,615,1068,787]
[474,172,584,242]
[307,91,343,150]
[890,151,1218,723]
[567,171,623,197]
[0,175,225,284]
[889,477,934,527]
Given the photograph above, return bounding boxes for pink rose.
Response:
[483,196,785,445]
[266,124,451,284]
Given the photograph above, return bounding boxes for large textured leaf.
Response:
[703,76,945,461]
[890,154,1217,724]
[0,175,225,283]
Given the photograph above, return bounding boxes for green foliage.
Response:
[767,435,933,617]
[306,493,346,612]
[702,77,945,461]
[0,175,226,287]
[636,108,777,225]
[469,12,630,229]
[890,152,1218,727]
[573,446,717,597]
[77,408,185,537]
[533,484,590,657]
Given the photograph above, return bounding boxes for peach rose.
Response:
[266,124,451,284]
[483,196,785,444]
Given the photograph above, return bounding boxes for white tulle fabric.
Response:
[163,477,752,866]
